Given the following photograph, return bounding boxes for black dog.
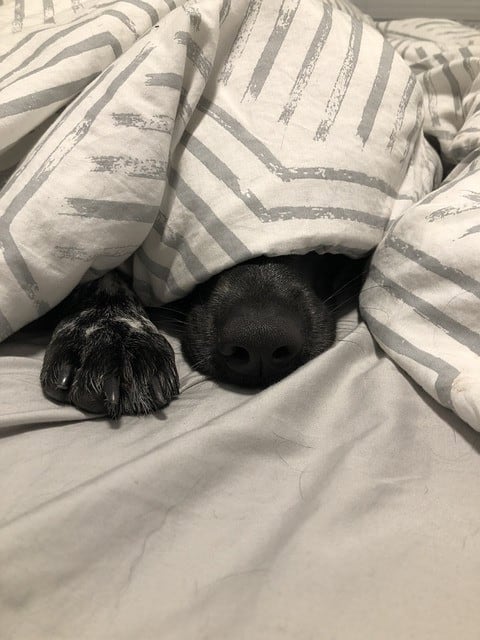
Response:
[41,252,360,418]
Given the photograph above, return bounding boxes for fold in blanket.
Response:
[1,0,480,430]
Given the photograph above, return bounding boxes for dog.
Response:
[40,252,363,418]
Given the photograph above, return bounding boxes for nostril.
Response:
[271,345,295,363]
[216,306,305,382]
[218,343,251,367]
[218,342,262,377]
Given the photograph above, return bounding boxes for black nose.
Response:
[216,306,304,384]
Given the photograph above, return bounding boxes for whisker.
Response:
[335,337,366,354]
[159,307,188,318]
[329,293,361,314]
[357,304,389,315]
[359,282,395,295]
[322,269,367,304]
[180,375,209,391]
[329,283,392,314]
[163,319,188,327]
[187,353,214,371]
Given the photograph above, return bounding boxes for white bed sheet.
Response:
[1,314,480,639]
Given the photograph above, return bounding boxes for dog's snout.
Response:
[181,253,343,386]
[216,306,304,385]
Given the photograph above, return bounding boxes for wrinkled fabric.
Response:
[1,313,480,639]
[2,4,480,638]
[364,19,480,430]
[2,1,480,429]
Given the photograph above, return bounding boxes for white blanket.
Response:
[364,18,480,430]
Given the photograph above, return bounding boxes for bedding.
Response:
[2,311,480,640]
[0,0,436,320]
[1,1,480,639]
[1,0,480,431]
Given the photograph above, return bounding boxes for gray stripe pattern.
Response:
[182,128,386,227]
[220,0,231,24]
[180,130,269,220]
[357,39,395,145]
[219,0,262,85]
[460,47,476,81]
[461,224,480,239]
[0,75,99,118]
[62,198,160,222]
[135,247,191,300]
[0,310,13,342]
[90,155,167,179]
[121,0,159,24]
[386,235,480,299]
[145,72,183,89]
[182,5,201,31]
[1,9,127,84]
[0,233,50,313]
[112,112,173,133]
[243,0,300,101]
[2,33,123,92]
[168,168,252,262]
[0,30,37,64]
[43,0,55,23]
[174,31,212,81]
[387,75,416,151]
[421,159,480,205]
[54,245,137,261]
[361,310,457,410]
[422,72,441,128]
[434,53,464,117]
[264,206,387,227]
[369,265,480,356]
[135,247,188,300]
[197,98,408,200]
[13,0,25,31]
[153,210,212,282]
[279,3,333,125]
[0,60,119,203]
[0,47,152,306]
[401,99,423,162]
[315,17,363,141]
[2,47,153,226]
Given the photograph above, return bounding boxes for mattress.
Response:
[1,1,480,638]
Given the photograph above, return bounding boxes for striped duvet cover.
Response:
[1,0,480,430]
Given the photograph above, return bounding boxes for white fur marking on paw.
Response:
[116,317,147,332]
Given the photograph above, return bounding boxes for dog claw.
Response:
[103,376,121,418]
[43,364,73,402]
[57,364,73,389]
[104,376,120,406]
[151,378,167,406]
[74,394,106,415]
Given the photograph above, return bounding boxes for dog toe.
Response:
[72,391,106,415]
[41,317,179,418]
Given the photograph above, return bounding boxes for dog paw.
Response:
[41,313,179,418]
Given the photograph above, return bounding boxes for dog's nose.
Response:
[216,306,304,383]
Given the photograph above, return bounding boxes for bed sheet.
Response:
[1,313,480,640]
